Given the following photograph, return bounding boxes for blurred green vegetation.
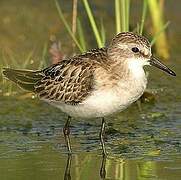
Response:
[55,0,169,56]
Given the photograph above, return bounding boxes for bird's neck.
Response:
[108,57,146,81]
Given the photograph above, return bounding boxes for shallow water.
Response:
[0,0,181,180]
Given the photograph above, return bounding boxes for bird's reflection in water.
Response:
[63,154,107,180]
[100,155,107,179]
[64,154,72,180]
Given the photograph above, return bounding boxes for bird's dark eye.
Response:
[131,47,139,53]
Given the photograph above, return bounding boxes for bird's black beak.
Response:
[149,56,176,76]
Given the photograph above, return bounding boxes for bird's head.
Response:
[108,32,176,76]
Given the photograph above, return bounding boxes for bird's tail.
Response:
[2,68,43,92]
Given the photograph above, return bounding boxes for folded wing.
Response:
[3,59,94,104]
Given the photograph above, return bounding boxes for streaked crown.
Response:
[108,32,151,59]
[110,32,150,48]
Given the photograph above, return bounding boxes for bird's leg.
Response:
[63,116,72,154]
[100,154,107,179]
[99,117,107,156]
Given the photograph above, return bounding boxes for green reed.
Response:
[55,0,83,52]
[55,0,169,57]
[82,0,104,48]
[139,0,148,35]
[148,0,169,59]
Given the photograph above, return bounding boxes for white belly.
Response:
[49,77,147,118]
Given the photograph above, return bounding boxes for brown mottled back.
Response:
[3,47,108,104]
[35,48,108,104]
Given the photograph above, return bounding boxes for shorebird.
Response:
[2,32,176,156]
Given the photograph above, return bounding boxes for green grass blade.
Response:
[120,0,126,32]
[115,0,121,33]
[82,0,103,48]
[100,19,106,46]
[8,53,20,68]
[148,0,169,59]
[40,42,48,69]
[77,18,87,51]
[55,0,84,52]
[125,0,130,31]
[151,21,170,46]
[22,50,34,69]
[139,0,148,35]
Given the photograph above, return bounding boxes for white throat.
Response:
[127,58,147,78]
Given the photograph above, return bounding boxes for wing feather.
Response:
[3,47,108,104]
[35,59,94,104]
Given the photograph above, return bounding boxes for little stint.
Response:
[3,32,176,155]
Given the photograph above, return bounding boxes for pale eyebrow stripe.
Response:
[118,44,128,49]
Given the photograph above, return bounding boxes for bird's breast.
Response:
[82,75,147,117]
